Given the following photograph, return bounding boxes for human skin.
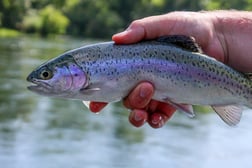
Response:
[89,11,252,128]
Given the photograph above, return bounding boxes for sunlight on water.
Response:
[0,36,252,168]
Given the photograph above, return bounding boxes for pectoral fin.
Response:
[212,105,242,126]
[82,101,90,109]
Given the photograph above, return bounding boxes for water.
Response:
[0,36,252,168]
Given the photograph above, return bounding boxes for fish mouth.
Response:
[27,79,52,93]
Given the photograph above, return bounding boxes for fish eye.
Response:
[40,69,53,80]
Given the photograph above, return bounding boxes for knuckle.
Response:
[129,19,143,28]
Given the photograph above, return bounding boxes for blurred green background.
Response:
[1,0,252,38]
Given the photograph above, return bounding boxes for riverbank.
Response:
[0,28,22,38]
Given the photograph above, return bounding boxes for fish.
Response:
[26,35,252,126]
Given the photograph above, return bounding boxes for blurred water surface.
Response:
[0,36,252,168]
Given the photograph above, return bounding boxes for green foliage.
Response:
[203,1,222,10]
[22,5,69,36]
[0,0,26,28]
[203,0,252,10]
[0,28,21,37]
[1,0,252,38]
[22,10,42,33]
[39,5,69,36]
[193,105,212,113]
[246,0,252,10]
[65,0,123,38]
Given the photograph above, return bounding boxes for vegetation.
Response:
[0,0,251,38]
[0,28,21,37]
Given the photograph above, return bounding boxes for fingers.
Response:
[128,101,176,128]
[112,26,145,44]
[129,110,168,128]
[89,102,108,113]
[123,82,154,109]
[148,103,176,128]
[112,17,162,44]
[148,112,167,128]
[112,14,178,44]
[112,12,213,52]
[89,98,176,129]
[129,109,148,127]
[89,83,154,113]
[123,82,177,128]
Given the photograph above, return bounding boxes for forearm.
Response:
[211,11,252,72]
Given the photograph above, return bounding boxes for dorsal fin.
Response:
[245,73,252,80]
[156,35,203,53]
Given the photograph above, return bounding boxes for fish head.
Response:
[26,54,87,98]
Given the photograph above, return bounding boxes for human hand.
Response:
[112,11,225,61]
[90,82,176,128]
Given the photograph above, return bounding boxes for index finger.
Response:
[112,14,177,44]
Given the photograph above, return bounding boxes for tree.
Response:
[1,0,252,38]
[0,0,26,29]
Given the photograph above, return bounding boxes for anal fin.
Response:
[212,105,242,126]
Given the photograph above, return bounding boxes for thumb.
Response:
[112,25,145,44]
[112,14,177,44]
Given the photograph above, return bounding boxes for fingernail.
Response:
[139,85,152,99]
[113,31,125,37]
[134,110,144,121]
[151,114,162,125]
[129,110,146,127]
[114,28,131,36]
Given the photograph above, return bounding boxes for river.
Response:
[0,36,252,168]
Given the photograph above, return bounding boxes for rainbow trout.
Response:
[27,35,252,126]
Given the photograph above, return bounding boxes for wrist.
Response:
[210,11,252,72]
